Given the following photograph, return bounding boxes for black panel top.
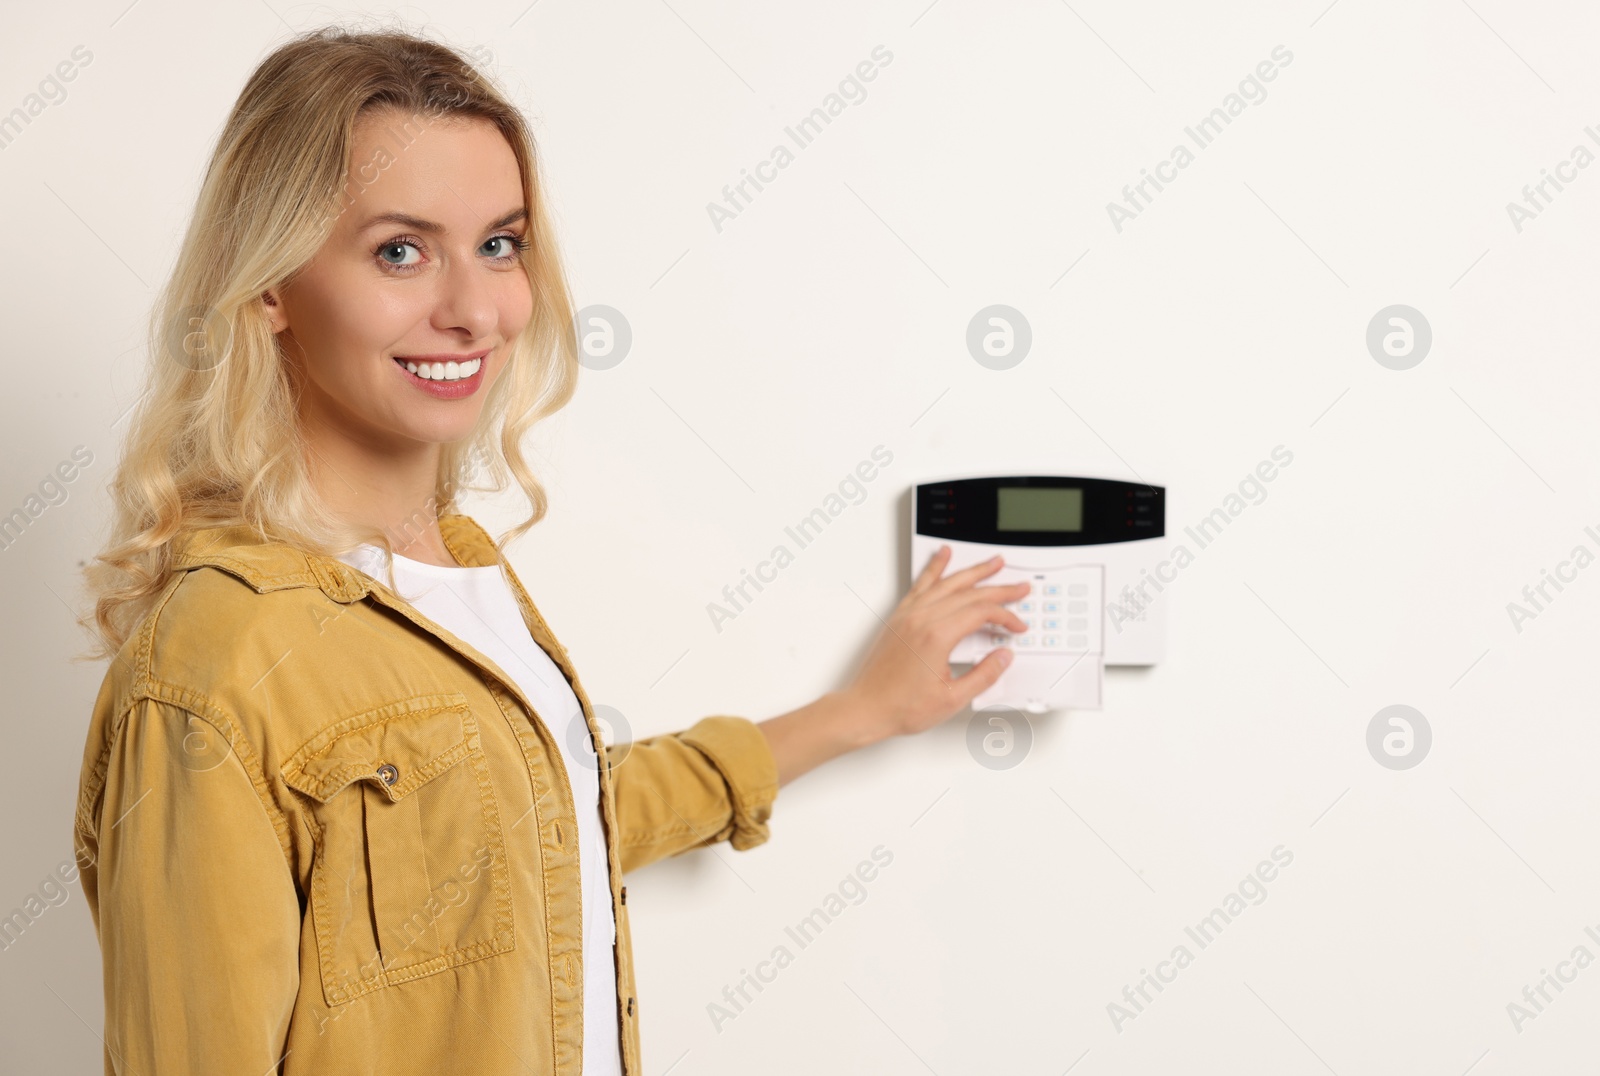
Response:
[915,475,1164,547]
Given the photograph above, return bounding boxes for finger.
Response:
[952,646,1014,707]
[924,554,1011,602]
[956,598,1028,638]
[909,544,952,596]
[921,596,1027,654]
[926,583,1031,633]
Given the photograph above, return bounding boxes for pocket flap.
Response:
[283,692,473,804]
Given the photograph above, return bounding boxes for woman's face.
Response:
[266,107,534,449]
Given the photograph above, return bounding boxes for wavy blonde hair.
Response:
[76,23,579,662]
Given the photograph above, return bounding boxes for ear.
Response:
[261,288,288,334]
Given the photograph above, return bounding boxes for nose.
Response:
[432,252,498,340]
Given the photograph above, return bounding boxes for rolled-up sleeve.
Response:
[77,696,300,1075]
[605,715,779,874]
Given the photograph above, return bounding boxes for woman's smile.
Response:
[390,347,490,398]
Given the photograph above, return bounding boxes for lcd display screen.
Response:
[996,487,1083,531]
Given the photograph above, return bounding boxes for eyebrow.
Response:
[359,206,528,234]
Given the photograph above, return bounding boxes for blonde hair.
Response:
[76,23,579,662]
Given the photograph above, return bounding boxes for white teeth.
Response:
[401,357,482,381]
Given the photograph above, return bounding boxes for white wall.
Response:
[4,1,1598,1072]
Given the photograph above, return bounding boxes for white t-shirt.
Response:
[335,543,621,1076]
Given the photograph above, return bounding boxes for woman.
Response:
[72,25,1026,1076]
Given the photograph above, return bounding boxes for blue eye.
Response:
[482,234,529,260]
[378,240,422,267]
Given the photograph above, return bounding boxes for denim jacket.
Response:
[72,513,780,1074]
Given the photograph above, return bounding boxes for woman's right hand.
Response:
[843,546,1030,740]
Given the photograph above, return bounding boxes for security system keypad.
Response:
[952,565,1104,661]
[911,474,1166,713]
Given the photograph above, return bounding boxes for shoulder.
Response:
[144,562,354,698]
[75,566,322,853]
[83,560,363,776]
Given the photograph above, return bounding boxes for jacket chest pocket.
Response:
[283,692,514,1007]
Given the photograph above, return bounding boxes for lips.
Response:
[394,348,491,365]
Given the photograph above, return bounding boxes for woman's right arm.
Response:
[77,696,301,1074]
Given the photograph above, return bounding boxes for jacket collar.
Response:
[168,513,502,605]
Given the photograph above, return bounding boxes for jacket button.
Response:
[621,886,627,905]
[627,997,633,1016]
[376,763,399,785]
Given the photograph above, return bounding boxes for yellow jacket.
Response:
[73,513,780,1075]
